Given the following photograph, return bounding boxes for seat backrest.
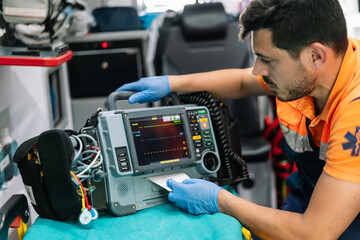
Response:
[154,3,266,138]
[155,2,254,75]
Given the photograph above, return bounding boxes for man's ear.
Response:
[308,42,327,69]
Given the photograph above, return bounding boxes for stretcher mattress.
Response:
[24,202,245,240]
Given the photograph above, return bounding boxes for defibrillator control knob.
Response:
[203,152,219,171]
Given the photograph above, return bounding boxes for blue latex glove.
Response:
[116,76,170,104]
[167,178,222,215]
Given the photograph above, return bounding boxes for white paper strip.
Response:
[147,172,190,191]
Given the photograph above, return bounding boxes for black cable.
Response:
[179,92,250,185]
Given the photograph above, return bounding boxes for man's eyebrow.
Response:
[255,52,272,59]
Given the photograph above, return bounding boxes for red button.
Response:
[202,122,208,129]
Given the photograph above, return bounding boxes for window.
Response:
[138,0,212,13]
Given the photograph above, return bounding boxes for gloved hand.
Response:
[167,178,222,215]
[116,76,170,104]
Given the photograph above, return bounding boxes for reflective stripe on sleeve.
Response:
[280,122,314,153]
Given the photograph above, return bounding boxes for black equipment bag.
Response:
[13,129,81,221]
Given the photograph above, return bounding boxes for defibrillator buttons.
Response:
[115,147,131,172]
[187,109,215,160]
[192,135,201,140]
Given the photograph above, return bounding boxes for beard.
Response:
[263,62,316,102]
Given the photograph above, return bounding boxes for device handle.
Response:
[107,91,136,110]
[0,194,29,240]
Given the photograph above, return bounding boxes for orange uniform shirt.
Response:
[258,37,360,183]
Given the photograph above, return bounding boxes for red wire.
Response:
[72,172,91,210]
[79,182,91,210]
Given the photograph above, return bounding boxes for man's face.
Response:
[252,29,317,102]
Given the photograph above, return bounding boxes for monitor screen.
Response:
[130,114,190,166]
[68,47,143,98]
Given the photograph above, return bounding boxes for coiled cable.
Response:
[179,92,250,185]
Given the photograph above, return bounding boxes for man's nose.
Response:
[252,58,269,76]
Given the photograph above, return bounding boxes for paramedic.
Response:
[116,0,360,239]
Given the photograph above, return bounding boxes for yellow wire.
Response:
[70,171,86,210]
[17,217,27,240]
[242,227,253,240]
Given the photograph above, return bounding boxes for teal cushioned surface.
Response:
[24,202,245,240]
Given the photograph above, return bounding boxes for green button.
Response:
[198,109,206,114]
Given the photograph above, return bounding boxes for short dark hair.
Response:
[240,0,348,58]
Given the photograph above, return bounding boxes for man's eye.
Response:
[261,58,271,64]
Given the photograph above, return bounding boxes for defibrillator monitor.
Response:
[88,105,221,216]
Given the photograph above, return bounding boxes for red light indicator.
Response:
[101,42,108,48]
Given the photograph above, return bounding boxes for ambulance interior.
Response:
[0,1,359,239]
